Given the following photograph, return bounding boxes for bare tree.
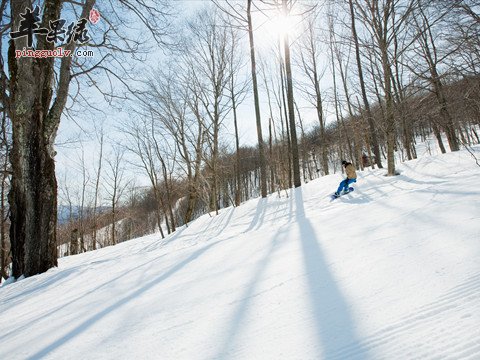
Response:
[328,11,355,163]
[408,1,460,151]
[299,10,330,175]
[259,59,280,191]
[140,67,206,225]
[2,0,172,278]
[104,147,128,246]
[348,0,383,168]
[438,0,480,76]
[226,26,250,206]
[122,112,177,238]
[277,40,293,188]
[183,8,236,214]
[247,0,269,196]
[355,0,416,175]
[281,0,302,187]
[58,171,75,256]
[92,124,104,250]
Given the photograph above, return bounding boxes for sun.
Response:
[266,13,297,39]
[255,12,299,50]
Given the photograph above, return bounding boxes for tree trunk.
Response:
[336,48,363,169]
[384,69,396,176]
[432,120,447,154]
[0,113,9,281]
[8,68,59,278]
[279,51,292,189]
[152,185,166,238]
[349,0,383,168]
[111,200,116,246]
[379,23,396,175]
[311,55,329,175]
[418,5,460,152]
[92,130,104,251]
[163,171,176,233]
[247,0,267,198]
[330,42,354,165]
[432,78,460,152]
[263,68,277,193]
[8,0,95,278]
[231,84,241,206]
[0,176,5,281]
[283,0,301,188]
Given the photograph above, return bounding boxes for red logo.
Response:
[89,9,100,24]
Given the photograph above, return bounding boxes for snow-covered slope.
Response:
[1,148,480,360]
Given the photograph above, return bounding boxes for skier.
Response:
[333,160,357,198]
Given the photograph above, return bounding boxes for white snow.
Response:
[1,147,479,360]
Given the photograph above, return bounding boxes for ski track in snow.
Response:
[0,146,480,360]
[329,273,480,359]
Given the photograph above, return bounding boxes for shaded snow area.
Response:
[1,147,480,360]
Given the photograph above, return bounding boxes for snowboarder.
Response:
[333,160,357,198]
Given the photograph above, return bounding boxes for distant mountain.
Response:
[57,205,110,225]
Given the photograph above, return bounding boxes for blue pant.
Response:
[336,178,356,194]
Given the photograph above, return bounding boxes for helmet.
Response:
[341,160,347,166]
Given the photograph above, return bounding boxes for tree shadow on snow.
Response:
[25,239,227,360]
[213,224,289,359]
[245,197,268,233]
[295,189,368,359]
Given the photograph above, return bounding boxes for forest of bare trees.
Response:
[0,0,479,282]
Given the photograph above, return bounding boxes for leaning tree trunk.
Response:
[8,0,96,278]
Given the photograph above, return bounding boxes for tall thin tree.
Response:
[247,0,268,197]
[282,0,301,187]
[349,0,383,168]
